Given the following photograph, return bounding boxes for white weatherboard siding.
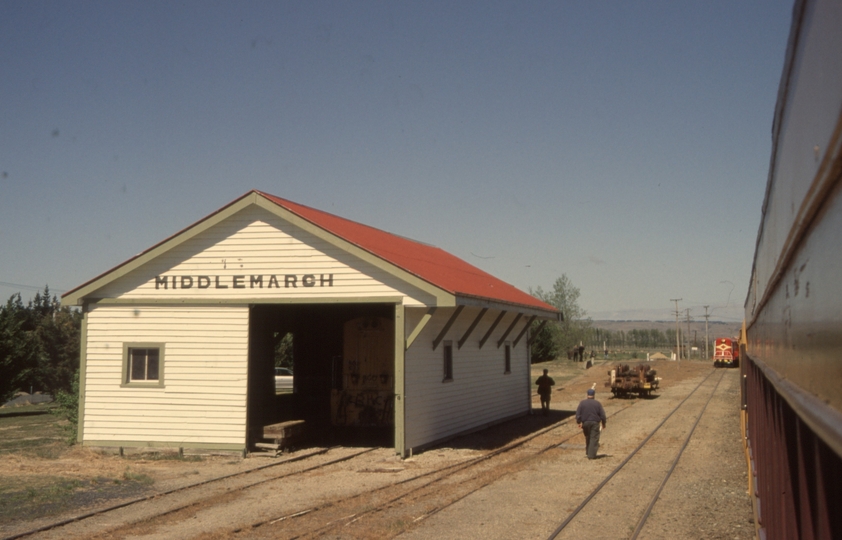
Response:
[403,307,530,450]
[92,205,435,306]
[82,305,249,447]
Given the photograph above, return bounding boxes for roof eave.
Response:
[61,191,556,316]
[454,293,561,321]
[61,192,260,306]
[251,196,456,307]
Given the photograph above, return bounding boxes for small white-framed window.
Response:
[443,341,453,382]
[122,343,165,387]
[504,342,511,374]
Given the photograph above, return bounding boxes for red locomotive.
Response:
[713,337,739,368]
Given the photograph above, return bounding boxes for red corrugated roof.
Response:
[256,191,556,314]
[63,190,557,315]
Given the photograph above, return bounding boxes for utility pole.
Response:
[685,309,692,359]
[703,305,710,360]
[671,298,682,366]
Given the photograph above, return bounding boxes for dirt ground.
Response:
[0,358,754,539]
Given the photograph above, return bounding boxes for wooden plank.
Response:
[255,442,281,450]
[263,420,306,439]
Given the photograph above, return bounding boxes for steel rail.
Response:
[260,402,641,538]
[546,368,719,540]
[2,446,373,540]
[6,393,641,539]
[629,369,726,539]
[249,414,587,536]
[406,406,639,525]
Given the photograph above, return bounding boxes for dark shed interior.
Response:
[247,303,395,449]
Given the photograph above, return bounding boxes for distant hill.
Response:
[591,320,741,339]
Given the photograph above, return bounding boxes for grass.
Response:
[121,468,155,485]
[0,403,158,527]
[0,403,67,458]
[124,451,203,462]
[0,473,155,526]
[0,476,84,524]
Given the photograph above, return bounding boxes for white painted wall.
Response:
[403,306,530,450]
[76,203,540,451]
[93,205,436,306]
[82,305,249,447]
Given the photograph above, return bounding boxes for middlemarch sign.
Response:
[154,274,336,290]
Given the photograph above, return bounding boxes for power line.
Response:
[0,281,66,293]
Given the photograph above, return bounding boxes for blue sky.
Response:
[1,1,793,322]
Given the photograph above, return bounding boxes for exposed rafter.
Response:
[406,307,436,350]
[458,308,488,350]
[526,320,548,346]
[512,315,536,347]
[479,311,507,350]
[432,306,464,350]
[497,313,523,348]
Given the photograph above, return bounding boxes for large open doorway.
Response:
[247,303,395,449]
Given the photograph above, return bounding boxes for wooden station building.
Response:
[62,190,560,457]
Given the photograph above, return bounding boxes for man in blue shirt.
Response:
[576,388,607,459]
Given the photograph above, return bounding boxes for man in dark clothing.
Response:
[535,369,555,415]
[576,388,607,459]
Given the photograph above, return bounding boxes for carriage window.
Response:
[443,341,453,382]
[122,343,165,387]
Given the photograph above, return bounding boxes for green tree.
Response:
[0,287,82,403]
[274,331,294,370]
[650,329,666,348]
[529,321,560,363]
[591,328,614,351]
[32,288,82,394]
[0,293,38,402]
[52,370,80,443]
[529,274,592,362]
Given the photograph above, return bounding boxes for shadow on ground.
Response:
[428,409,576,452]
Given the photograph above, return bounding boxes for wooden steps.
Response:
[250,420,306,457]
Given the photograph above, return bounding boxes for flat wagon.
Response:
[605,364,659,398]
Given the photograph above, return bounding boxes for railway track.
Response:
[7,397,638,540]
[226,399,645,538]
[2,446,374,540]
[547,368,726,540]
[346,369,724,540]
[5,368,724,539]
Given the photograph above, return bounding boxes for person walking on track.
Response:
[576,388,606,459]
[535,369,555,415]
